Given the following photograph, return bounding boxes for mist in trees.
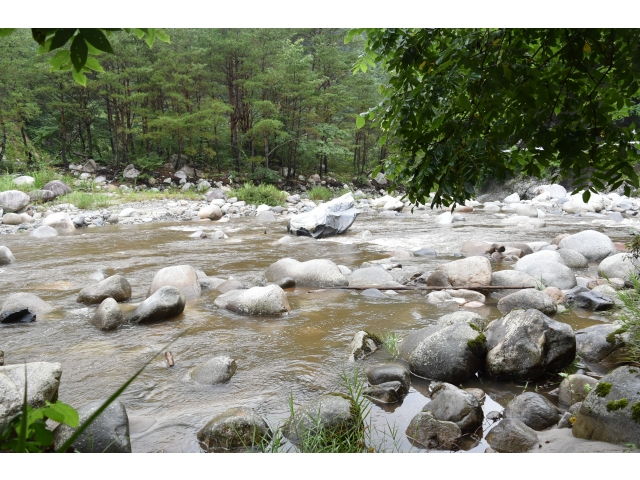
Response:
[0,28,386,181]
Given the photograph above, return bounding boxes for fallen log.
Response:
[307,285,535,293]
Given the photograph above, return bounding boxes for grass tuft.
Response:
[231,182,286,206]
[308,186,334,202]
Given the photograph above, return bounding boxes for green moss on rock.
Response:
[595,382,612,397]
[606,398,629,412]
[467,333,486,356]
[605,327,627,344]
[631,402,640,423]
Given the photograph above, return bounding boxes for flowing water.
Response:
[0,206,634,452]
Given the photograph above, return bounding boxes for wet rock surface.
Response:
[502,392,561,431]
[197,407,271,452]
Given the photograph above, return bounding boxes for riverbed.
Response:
[0,205,635,452]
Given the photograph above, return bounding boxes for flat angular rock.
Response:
[574,291,614,311]
[405,411,461,450]
[364,363,410,396]
[347,331,383,361]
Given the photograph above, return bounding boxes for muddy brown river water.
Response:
[0,206,635,452]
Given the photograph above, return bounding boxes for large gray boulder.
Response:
[283,393,357,446]
[0,246,16,265]
[77,274,132,304]
[517,260,577,290]
[422,383,483,433]
[558,230,617,262]
[197,407,271,452]
[491,270,538,288]
[197,204,223,221]
[434,256,492,287]
[0,362,62,424]
[42,212,76,233]
[128,286,186,324]
[53,400,131,453]
[436,311,485,331]
[497,289,556,315]
[514,250,564,272]
[575,323,626,363]
[147,265,201,299]
[29,225,59,238]
[485,419,539,453]
[348,267,398,288]
[42,180,72,198]
[598,253,640,282]
[288,192,359,238]
[90,298,125,330]
[558,374,599,406]
[557,248,589,268]
[485,309,575,380]
[573,366,640,445]
[265,258,347,287]
[214,285,290,316]
[399,322,486,383]
[28,189,56,202]
[1,292,53,323]
[0,190,30,212]
[191,356,237,385]
[503,392,561,430]
[405,411,461,450]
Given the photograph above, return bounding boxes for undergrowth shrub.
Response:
[308,186,334,202]
[231,182,286,206]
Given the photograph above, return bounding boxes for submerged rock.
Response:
[77,274,132,304]
[191,356,237,384]
[485,309,575,381]
[214,285,291,316]
[503,392,561,431]
[29,225,59,238]
[42,212,76,233]
[197,407,271,452]
[0,246,16,265]
[128,286,186,324]
[0,292,53,323]
[53,400,131,453]
[364,363,411,397]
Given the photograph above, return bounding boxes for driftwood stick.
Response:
[165,351,175,367]
[307,285,535,293]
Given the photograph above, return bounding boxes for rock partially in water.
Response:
[363,381,404,403]
[436,311,485,330]
[128,286,186,324]
[42,212,76,233]
[347,331,383,361]
[191,356,237,384]
[0,245,16,265]
[217,279,244,293]
[53,400,131,453]
[558,230,617,262]
[557,248,589,268]
[485,309,575,381]
[518,260,577,290]
[364,363,410,396]
[575,323,626,363]
[491,270,538,288]
[197,204,223,221]
[283,393,356,446]
[288,193,359,238]
[274,277,295,289]
[485,418,539,453]
[214,285,291,316]
[460,240,494,257]
[405,411,461,450]
[0,362,62,424]
[573,366,640,445]
[574,291,614,311]
[147,265,201,299]
[265,258,347,287]
[361,288,389,299]
[558,374,599,406]
[197,407,272,452]
[422,383,483,433]
[435,256,492,286]
[598,253,640,282]
[497,289,556,315]
[399,322,486,383]
[349,266,399,288]
[29,225,59,238]
[0,292,53,323]
[77,274,132,305]
[90,298,125,331]
[425,271,452,287]
[503,392,561,431]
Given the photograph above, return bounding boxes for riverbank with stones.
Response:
[2,177,640,453]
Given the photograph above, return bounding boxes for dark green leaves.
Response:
[80,29,114,53]
[0,28,16,37]
[50,29,77,51]
[70,34,88,72]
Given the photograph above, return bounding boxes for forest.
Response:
[0,28,385,183]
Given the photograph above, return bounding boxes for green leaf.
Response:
[79,29,114,54]
[378,135,387,147]
[72,69,87,87]
[145,28,157,48]
[84,56,105,72]
[70,35,88,72]
[49,29,77,51]
[0,28,16,37]
[156,30,170,43]
[133,28,146,40]
[356,115,366,129]
[49,50,71,70]
[45,402,79,427]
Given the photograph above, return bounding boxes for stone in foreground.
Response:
[53,400,131,453]
[502,392,561,431]
[485,418,539,453]
[198,407,272,452]
[405,411,461,450]
[77,274,132,304]
[214,285,291,316]
[0,292,53,323]
[128,286,186,324]
[147,264,202,299]
[422,383,483,433]
[90,298,125,330]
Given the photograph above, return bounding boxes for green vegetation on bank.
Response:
[230,183,287,207]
